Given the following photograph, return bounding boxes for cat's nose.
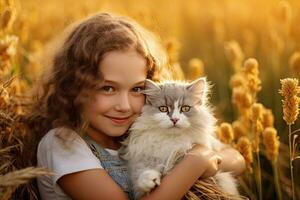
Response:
[171,118,179,124]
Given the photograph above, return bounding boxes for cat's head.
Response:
[139,77,213,131]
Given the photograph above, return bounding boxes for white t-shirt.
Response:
[37,127,118,200]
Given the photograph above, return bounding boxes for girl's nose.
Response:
[115,93,131,112]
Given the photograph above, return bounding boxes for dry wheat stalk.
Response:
[0,167,53,188]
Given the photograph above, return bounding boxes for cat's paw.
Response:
[137,169,161,192]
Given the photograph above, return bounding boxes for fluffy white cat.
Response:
[120,77,239,199]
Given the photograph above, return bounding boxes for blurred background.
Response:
[9,0,300,129]
[1,0,300,199]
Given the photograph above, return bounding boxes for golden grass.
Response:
[0,167,53,187]
[1,0,300,199]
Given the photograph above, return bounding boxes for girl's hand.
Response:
[215,146,246,176]
[187,144,222,179]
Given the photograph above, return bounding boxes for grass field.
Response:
[1,0,300,199]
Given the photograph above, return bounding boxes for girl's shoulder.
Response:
[38,127,82,150]
[38,127,82,158]
[37,127,103,184]
[36,127,104,200]
[37,126,102,168]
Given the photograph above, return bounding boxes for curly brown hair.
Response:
[27,13,171,147]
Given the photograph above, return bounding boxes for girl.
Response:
[29,13,246,200]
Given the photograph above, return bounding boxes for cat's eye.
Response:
[181,105,191,112]
[159,106,169,113]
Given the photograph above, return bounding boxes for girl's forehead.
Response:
[99,50,147,85]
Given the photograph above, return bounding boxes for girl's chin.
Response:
[108,127,130,137]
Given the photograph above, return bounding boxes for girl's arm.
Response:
[141,146,246,199]
[58,145,221,200]
[57,169,129,200]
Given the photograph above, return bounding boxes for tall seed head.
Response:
[217,123,234,144]
[230,73,245,89]
[0,6,17,31]
[279,78,300,125]
[232,87,252,110]
[244,58,259,76]
[236,136,253,171]
[232,120,248,140]
[262,109,274,128]
[243,58,262,95]
[247,74,262,95]
[251,103,264,122]
[263,127,280,161]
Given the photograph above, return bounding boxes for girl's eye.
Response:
[181,105,191,112]
[159,106,169,113]
[132,86,144,93]
[101,86,115,93]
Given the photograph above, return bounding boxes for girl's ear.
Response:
[186,77,206,102]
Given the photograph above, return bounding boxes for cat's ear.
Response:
[141,79,161,105]
[187,77,206,103]
[141,79,161,95]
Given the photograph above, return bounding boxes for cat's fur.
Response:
[120,78,238,199]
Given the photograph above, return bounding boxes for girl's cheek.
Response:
[91,94,111,110]
[133,95,145,113]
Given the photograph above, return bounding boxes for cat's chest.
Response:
[136,131,194,157]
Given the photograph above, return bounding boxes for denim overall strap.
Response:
[84,135,135,200]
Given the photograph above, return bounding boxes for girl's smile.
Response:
[105,115,132,125]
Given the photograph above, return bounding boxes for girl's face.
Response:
[81,49,147,139]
